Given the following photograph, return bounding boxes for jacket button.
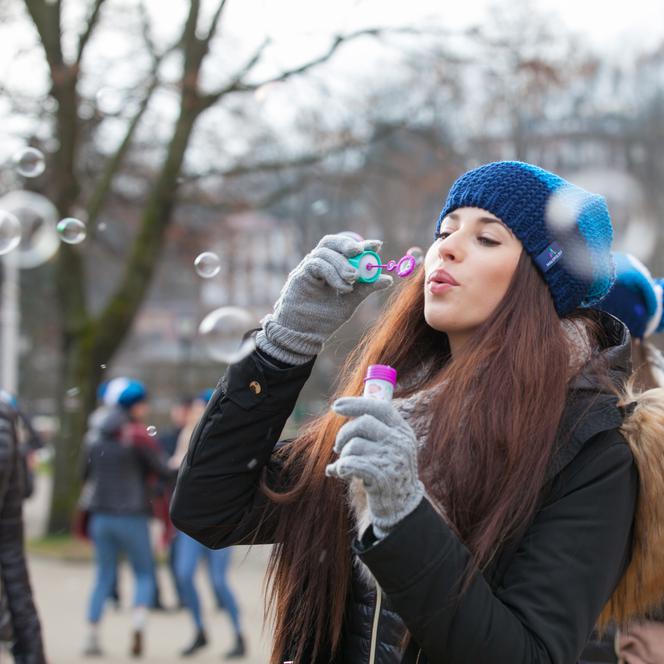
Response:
[249,380,262,395]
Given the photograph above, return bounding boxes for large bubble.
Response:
[0,191,60,268]
[13,147,45,178]
[0,210,22,256]
[198,307,258,364]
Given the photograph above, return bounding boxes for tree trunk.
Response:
[46,332,102,534]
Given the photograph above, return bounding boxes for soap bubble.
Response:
[311,200,329,216]
[198,306,258,364]
[56,218,87,244]
[100,364,107,369]
[0,191,60,268]
[545,186,588,234]
[406,246,424,266]
[0,210,22,256]
[66,387,80,398]
[147,426,157,437]
[247,458,258,469]
[95,87,123,115]
[194,252,221,278]
[13,147,45,178]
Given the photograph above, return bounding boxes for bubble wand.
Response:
[348,250,418,284]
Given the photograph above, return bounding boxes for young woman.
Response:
[171,161,655,663]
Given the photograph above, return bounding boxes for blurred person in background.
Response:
[157,396,193,610]
[169,390,246,659]
[0,393,46,664]
[80,377,176,658]
[582,252,664,664]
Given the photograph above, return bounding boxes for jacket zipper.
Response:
[369,580,382,664]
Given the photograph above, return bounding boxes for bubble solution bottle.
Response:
[363,364,397,401]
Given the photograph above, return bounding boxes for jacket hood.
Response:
[86,406,128,441]
[570,310,632,392]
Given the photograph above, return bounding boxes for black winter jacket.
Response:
[81,406,175,516]
[0,404,46,664]
[171,313,638,664]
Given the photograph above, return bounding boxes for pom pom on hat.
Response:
[436,161,615,316]
[598,252,664,339]
[102,377,148,409]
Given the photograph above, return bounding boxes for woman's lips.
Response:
[427,282,456,295]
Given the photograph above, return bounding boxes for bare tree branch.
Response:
[23,0,64,70]
[181,122,404,181]
[204,0,229,44]
[76,0,107,65]
[200,27,395,108]
[85,75,160,232]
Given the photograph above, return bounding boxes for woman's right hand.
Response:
[256,234,393,365]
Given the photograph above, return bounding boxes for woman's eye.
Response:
[437,231,451,240]
[478,237,500,246]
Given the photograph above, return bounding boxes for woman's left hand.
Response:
[325,396,425,537]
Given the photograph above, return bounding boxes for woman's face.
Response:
[423,207,523,351]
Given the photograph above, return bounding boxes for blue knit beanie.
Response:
[101,377,148,409]
[597,252,664,339]
[435,161,615,316]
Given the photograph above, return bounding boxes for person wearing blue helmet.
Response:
[170,389,246,659]
[81,377,176,658]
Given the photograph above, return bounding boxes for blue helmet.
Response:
[101,377,148,409]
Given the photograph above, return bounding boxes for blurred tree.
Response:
[7,0,421,533]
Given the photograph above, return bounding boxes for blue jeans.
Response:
[175,531,242,634]
[87,513,155,623]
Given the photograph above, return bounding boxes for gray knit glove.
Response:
[256,234,393,365]
[325,396,425,538]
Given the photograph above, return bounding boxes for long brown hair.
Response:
[261,251,594,663]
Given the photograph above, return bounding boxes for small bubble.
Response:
[98,222,107,232]
[194,252,221,278]
[56,218,86,244]
[13,147,45,178]
[406,246,424,266]
[95,87,123,115]
[318,550,327,563]
[247,458,258,469]
[147,426,157,437]
[0,210,22,255]
[66,387,80,397]
[311,200,329,216]
[100,364,107,369]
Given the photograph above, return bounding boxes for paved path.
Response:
[23,474,273,663]
[28,547,273,663]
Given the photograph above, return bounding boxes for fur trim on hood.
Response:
[598,380,664,629]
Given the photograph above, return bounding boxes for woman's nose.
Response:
[438,234,462,262]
